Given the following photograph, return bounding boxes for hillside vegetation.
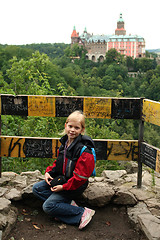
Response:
[0,43,160,173]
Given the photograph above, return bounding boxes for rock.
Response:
[94,177,104,182]
[138,213,160,240]
[123,173,137,184]
[102,170,127,180]
[22,183,35,196]
[0,177,10,187]
[149,208,160,217]
[5,188,22,201]
[0,198,11,212]
[118,161,138,174]
[10,175,27,188]
[0,188,8,197]
[20,170,42,178]
[145,198,160,209]
[113,190,137,205]
[127,202,150,226]
[83,182,115,207]
[88,177,94,183]
[0,213,7,228]
[1,169,160,240]
[130,187,156,201]
[2,172,18,178]
[142,171,153,187]
[0,207,18,240]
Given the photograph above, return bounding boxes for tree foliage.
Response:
[0,43,160,173]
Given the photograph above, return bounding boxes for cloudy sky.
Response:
[0,0,159,49]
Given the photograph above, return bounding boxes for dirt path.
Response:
[7,202,147,240]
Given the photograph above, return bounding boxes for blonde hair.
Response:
[65,110,85,130]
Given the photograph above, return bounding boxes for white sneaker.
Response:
[79,207,95,230]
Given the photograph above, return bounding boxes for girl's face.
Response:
[65,120,84,143]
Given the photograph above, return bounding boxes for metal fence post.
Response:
[137,98,144,188]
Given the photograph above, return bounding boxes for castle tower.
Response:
[115,13,126,35]
[71,26,80,45]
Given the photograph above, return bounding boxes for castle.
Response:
[71,13,145,62]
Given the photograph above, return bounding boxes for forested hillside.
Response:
[1,43,160,173]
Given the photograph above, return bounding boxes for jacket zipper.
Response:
[68,159,72,178]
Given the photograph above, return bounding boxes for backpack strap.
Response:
[80,146,87,156]
[80,145,96,176]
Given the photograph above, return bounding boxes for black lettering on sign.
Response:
[111,99,141,119]
[56,97,83,117]
[2,95,28,116]
[141,143,156,170]
[106,141,139,161]
[8,138,23,157]
[24,139,53,158]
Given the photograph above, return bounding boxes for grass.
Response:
[2,157,124,176]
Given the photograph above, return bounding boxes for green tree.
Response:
[7,51,52,95]
[126,56,134,71]
[137,58,154,72]
[146,75,160,101]
[105,49,125,65]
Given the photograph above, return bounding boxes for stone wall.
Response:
[0,169,160,240]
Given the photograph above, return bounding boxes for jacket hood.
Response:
[81,135,95,149]
[60,134,95,150]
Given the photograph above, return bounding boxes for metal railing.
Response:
[0,94,160,187]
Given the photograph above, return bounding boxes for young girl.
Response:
[32,110,95,229]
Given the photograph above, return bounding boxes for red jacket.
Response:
[46,134,95,191]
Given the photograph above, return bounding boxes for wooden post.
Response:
[137,98,144,188]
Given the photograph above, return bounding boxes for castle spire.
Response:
[71,26,79,45]
[71,26,79,38]
[115,13,126,36]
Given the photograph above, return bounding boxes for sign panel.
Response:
[24,138,53,158]
[1,136,138,161]
[1,137,26,158]
[56,97,83,117]
[28,96,55,117]
[142,99,160,126]
[111,98,141,119]
[1,95,28,116]
[94,140,108,160]
[84,98,111,118]
[106,140,139,161]
[1,136,61,158]
[141,142,160,173]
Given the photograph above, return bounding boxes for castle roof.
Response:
[87,35,111,43]
[71,26,79,38]
[80,32,91,41]
[110,34,145,42]
[118,13,124,22]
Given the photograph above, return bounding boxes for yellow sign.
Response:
[84,97,111,118]
[28,96,55,117]
[52,139,61,158]
[107,140,138,161]
[142,99,160,127]
[156,150,160,173]
[1,137,25,157]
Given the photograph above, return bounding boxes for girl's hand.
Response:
[51,185,63,192]
[45,172,53,185]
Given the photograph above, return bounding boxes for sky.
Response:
[0,0,159,49]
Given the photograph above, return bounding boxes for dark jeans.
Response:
[32,180,85,225]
